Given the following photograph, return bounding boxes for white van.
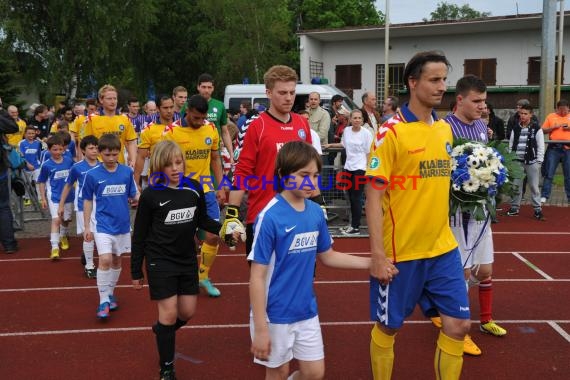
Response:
[224,84,357,115]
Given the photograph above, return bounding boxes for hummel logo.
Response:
[98,180,106,184]
[159,200,171,206]
[285,226,296,232]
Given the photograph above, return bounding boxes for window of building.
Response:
[375,63,405,105]
[528,56,565,85]
[335,64,362,91]
[464,58,497,85]
[310,59,324,80]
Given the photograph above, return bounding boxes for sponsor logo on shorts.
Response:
[165,207,196,224]
[288,231,318,254]
[459,306,470,312]
[102,184,126,195]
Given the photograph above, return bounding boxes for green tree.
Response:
[0,43,22,107]
[292,0,384,30]
[0,0,157,100]
[425,2,491,22]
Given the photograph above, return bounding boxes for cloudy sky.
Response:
[374,0,544,24]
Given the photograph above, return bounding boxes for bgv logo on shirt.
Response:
[165,207,196,224]
[102,184,127,195]
[288,231,318,253]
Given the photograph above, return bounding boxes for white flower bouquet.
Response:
[450,139,522,221]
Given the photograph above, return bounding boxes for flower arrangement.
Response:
[449,139,523,221]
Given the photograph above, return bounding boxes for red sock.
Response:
[479,279,493,323]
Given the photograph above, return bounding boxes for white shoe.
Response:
[540,197,546,204]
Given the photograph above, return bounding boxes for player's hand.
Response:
[57,206,64,220]
[371,255,398,285]
[219,216,246,247]
[132,278,144,290]
[251,328,271,361]
[84,228,93,242]
[215,189,226,205]
[40,199,47,209]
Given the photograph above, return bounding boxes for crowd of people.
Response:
[0,51,569,380]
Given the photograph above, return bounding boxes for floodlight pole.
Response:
[556,0,565,103]
[540,0,557,120]
[384,0,390,102]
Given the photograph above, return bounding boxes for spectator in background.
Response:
[6,105,27,148]
[307,92,330,147]
[483,102,506,142]
[506,99,539,140]
[361,91,381,135]
[237,101,252,129]
[143,100,158,116]
[28,104,51,140]
[540,99,570,203]
[0,108,19,253]
[380,96,399,124]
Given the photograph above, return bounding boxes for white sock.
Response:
[109,267,122,296]
[83,240,95,269]
[97,269,111,304]
[287,371,299,380]
[60,225,69,237]
[50,233,59,249]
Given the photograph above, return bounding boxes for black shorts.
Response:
[147,270,199,300]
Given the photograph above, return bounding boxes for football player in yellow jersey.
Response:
[83,85,137,166]
[70,98,98,146]
[365,51,470,380]
[163,94,226,298]
[50,107,74,135]
[134,95,174,189]
[6,105,27,148]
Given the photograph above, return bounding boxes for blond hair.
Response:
[150,140,185,183]
[263,65,298,90]
[98,84,117,100]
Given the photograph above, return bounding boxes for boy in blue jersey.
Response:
[19,126,43,205]
[58,135,99,279]
[249,141,370,380]
[82,133,138,319]
[37,135,75,259]
[40,131,76,163]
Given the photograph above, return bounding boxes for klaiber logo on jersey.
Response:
[102,184,127,195]
[288,231,319,254]
[165,207,196,224]
[54,170,70,180]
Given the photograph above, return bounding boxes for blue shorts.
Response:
[369,248,470,329]
[204,191,220,221]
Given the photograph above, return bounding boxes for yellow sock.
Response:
[434,331,464,380]
[199,242,219,281]
[370,324,395,380]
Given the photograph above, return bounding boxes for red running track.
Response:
[0,205,569,379]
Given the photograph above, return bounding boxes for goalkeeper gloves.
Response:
[220,205,246,248]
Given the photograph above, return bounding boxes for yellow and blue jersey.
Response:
[365,104,457,263]
[138,122,166,155]
[84,114,137,164]
[163,121,219,192]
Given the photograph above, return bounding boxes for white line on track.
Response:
[512,252,554,280]
[1,278,569,293]
[547,322,570,344]
[1,320,569,338]
[3,250,570,263]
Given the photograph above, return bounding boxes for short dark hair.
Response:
[197,73,214,85]
[186,94,209,114]
[455,75,486,97]
[46,135,64,149]
[34,104,48,116]
[156,95,173,108]
[332,94,343,103]
[385,96,399,111]
[85,98,97,107]
[98,133,121,152]
[403,50,451,90]
[274,141,322,193]
[55,130,71,146]
[519,104,533,113]
[80,135,99,150]
[556,99,569,108]
[128,97,139,105]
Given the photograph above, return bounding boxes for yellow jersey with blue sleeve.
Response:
[163,121,219,192]
[138,122,166,155]
[365,104,457,263]
[84,113,137,164]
